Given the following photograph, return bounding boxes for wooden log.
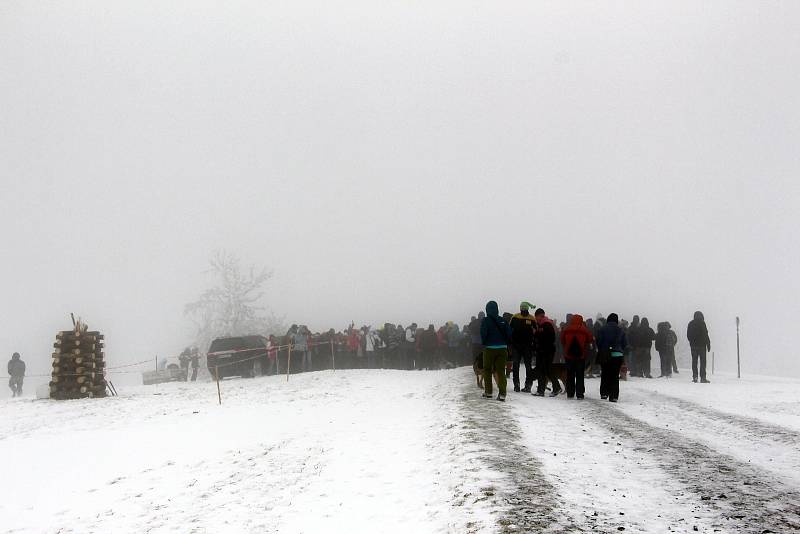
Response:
[55,346,103,355]
[53,343,104,352]
[53,357,105,367]
[56,331,102,339]
[52,351,105,360]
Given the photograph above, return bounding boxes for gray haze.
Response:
[1,1,798,387]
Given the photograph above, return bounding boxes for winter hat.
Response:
[607,313,619,323]
[520,301,535,311]
[534,308,545,316]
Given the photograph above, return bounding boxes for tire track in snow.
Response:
[457,382,584,533]
[645,391,800,446]
[587,399,800,533]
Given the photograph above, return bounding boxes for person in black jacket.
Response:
[532,308,560,397]
[7,352,25,397]
[637,318,655,378]
[509,302,536,393]
[687,311,711,383]
[655,322,669,377]
[596,314,628,402]
[480,301,512,401]
[627,316,641,377]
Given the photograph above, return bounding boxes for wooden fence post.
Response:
[286,345,292,382]
[215,366,222,405]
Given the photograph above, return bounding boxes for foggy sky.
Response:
[1,1,798,384]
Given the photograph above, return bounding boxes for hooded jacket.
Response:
[560,314,594,360]
[8,354,25,377]
[687,311,711,350]
[637,318,655,350]
[596,316,628,355]
[480,301,512,347]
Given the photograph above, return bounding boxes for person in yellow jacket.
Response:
[509,302,537,392]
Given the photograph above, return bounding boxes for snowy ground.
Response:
[1,368,799,533]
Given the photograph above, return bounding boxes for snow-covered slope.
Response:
[1,369,798,533]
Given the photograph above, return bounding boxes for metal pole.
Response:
[736,316,741,379]
[286,345,292,382]
[215,366,222,405]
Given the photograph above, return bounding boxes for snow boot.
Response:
[609,398,618,403]
[549,388,562,397]
[497,393,506,402]
[701,378,711,383]
[521,386,531,393]
[481,393,493,399]
[532,391,545,397]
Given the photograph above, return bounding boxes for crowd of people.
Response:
[475,301,712,403]
[5,305,711,402]
[252,304,712,406]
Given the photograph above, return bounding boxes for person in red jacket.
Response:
[560,314,594,399]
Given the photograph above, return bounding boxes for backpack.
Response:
[567,337,583,359]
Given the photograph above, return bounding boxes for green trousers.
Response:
[482,347,508,396]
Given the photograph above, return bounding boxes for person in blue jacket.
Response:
[596,313,628,402]
[480,301,512,401]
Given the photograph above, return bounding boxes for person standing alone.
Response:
[480,301,512,401]
[7,352,25,397]
[687,311,711,383]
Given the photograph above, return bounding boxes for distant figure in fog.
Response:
[293,326,311,372]
[480,301,511,401]
[7,352,25,397]
[596,314,627,402]
[655,322,677,378]
[637,318,655,379]
[687,311,711,383]
[189,347,200,381]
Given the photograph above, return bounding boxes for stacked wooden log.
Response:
[50,322,107,400]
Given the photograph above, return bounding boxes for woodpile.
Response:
[50,318,107,399]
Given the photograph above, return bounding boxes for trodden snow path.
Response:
[0,368,799,533]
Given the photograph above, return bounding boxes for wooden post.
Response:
[215,366,222,405]
[286,345,292,382]
[330,340,335,372]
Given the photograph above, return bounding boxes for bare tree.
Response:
[185,251,284,353]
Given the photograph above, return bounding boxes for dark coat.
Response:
[509,312,536,346]
[596,321,628,354]
[687,312,711,350]
[8,357,25,377]
[637,319,655,349]
[480,301,512,347]
[534,318,557,356]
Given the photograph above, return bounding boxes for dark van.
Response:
[206,335,268,379]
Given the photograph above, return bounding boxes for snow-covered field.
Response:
[1,368,799,533]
